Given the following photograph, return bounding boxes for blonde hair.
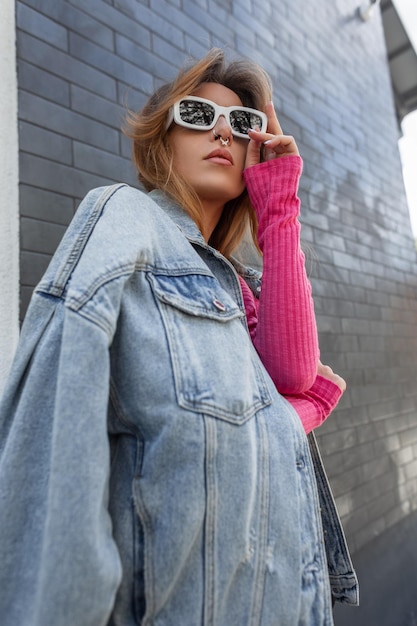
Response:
[124,48,272,258]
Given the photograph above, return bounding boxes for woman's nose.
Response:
[213,115,233,142]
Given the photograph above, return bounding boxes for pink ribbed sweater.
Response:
[241,155,342,434]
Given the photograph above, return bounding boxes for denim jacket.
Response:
[0,184,357,626]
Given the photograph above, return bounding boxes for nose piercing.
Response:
[212,130,230,146]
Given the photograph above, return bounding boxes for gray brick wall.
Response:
[17,0,417,568]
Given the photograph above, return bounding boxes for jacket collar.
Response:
[148,189,262,290]
[148,189,207,247]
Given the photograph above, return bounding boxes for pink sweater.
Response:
[241,155,342,433]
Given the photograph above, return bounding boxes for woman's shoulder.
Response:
[76,183,176,240]
[35,184,180,303]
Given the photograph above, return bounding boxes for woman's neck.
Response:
[200,200,224,242]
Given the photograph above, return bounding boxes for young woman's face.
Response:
[167,82,248,215]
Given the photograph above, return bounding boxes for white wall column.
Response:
[0,0,19,394]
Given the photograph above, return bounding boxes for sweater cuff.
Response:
[243,155,303,218]
[286,375,343,435]
[311,375,344,408]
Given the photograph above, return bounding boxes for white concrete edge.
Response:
[0,0,20,395]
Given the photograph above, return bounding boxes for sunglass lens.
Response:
[249,112,264,131]
[179,100,215,127]
[230,111,264,135]
[230,111,250,135]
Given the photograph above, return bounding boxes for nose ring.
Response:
[212,130,230,146]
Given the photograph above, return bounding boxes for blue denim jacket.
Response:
[0,184,357,625]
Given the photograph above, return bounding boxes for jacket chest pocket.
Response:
[148,272,271,423]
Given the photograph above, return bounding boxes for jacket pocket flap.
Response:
[148,273,243,321]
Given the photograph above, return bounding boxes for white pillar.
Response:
[0,0,19,395]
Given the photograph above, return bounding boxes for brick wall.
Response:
[17,0,417,563]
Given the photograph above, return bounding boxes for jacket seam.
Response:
[54,183,128,295]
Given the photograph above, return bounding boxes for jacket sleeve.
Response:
[0,293,122,626]
[243,155,319,394]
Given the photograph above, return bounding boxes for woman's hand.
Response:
[245,101,299,169]
[317,360,347,393]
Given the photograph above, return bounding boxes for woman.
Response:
[128,51,346,434]
[0,49,357,625]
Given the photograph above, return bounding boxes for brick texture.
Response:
[16,0,417,560]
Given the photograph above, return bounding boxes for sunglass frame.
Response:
[166,96,267,139]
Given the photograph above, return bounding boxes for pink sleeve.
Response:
[239,277,342,433]
[242,156,319,395]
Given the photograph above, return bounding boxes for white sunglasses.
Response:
[165,96,267,139]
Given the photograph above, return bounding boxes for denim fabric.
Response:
[307,433,359,605]
[231,260,359,607]
[0,184,340,625]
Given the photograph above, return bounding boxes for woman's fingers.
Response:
[317,361,347,392]
[265,100,283,135]
[244,134,263,169]
[244,101,299,168]
[264,134,300,158]
[247,129,300,160]
[249,102,299,159]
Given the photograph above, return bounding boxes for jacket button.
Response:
[213,298,226,312]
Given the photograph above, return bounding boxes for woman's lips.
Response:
[205,149,234,166]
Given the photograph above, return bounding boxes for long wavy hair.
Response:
[124,48,272,258]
